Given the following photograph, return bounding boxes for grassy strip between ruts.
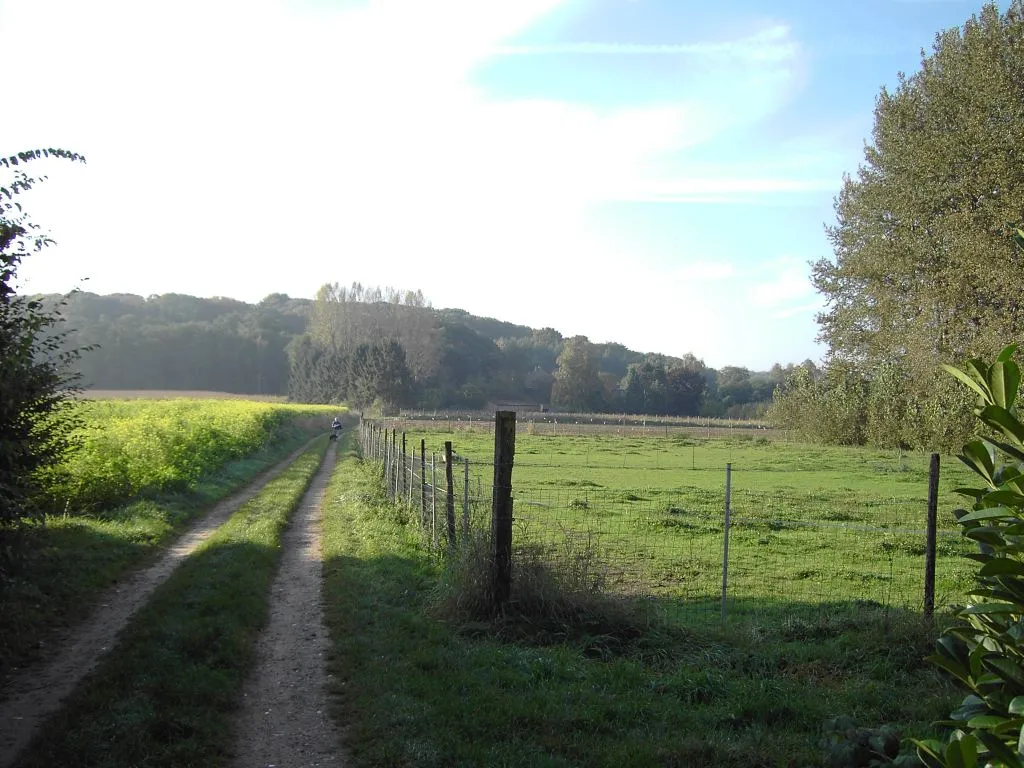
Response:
[13,436,330,768]
[322,446,962,767]
[0,423,325,683]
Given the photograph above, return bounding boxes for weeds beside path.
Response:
[3,437,329,768]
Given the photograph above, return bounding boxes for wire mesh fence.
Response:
[359,418,976,627]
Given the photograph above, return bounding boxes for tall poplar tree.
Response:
[812,1,1024,447]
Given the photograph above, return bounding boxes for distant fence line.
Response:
[358,414,970,626]
[379,414,786,441]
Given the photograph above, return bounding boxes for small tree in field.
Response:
[0,148,86,575]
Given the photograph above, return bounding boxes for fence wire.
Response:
[359,421,976,627]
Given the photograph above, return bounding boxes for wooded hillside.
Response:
[48,287,799,416]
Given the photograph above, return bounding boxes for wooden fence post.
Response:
[401,432,407,499]
[431,454,438,548]
[420,439,427,529]
[384,428,391,494]
[492,411,516,611]
[721,463,732,624]
[445,441,456,546]
[391,430,398,500]
[924,452,940,620]
[462,457,470,542]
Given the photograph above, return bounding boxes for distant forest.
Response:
[48,287,812,417]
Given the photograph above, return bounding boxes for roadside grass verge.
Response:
[12,438,329,768]
[0,423,326,683]
[323,450,960,767]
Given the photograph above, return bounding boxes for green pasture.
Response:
[324,446,959,767]
[375,425,979,624]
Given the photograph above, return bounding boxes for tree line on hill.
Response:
[46,284,804,417]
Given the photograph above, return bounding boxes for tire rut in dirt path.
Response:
[231,439,348,768]
[0,437,322,768]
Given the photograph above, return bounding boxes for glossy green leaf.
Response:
[961,441,997,484]
[980,559,1024,577]
[998,344,1021,364]
[967,714,1008,729]
[975,730,1024,768]
[962,603,1020,615]
[991,362,1021,410]
[961,508,1018,523]
[984,437,1024,465]
[946,363,993,403]
[979,406,1024,446]
[984,656,1024,688]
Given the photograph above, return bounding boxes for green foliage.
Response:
[913,344,1024,767]
[42,399,337,512]
[0,148,87,572]
[813,2,1024,448]
[769,361,869,445]
[551,335,605,412]
[823,717,917,768]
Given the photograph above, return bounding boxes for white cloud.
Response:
[745,257,820,313]
[4,0,830,368]
[492,24,798,62]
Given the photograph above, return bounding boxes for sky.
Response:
[1,0,997,370]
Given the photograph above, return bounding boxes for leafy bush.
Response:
[913,342,1024,767]
[1,148,87,575]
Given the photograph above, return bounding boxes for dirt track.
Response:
[0,439,320,768]
[230,439,347,767]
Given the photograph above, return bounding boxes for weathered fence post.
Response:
[721,462,732,623]
[431,453,438,548]
[420,439,427,529]
[391,430,398,500]
[445,441,456,546]
[924,452,940,620]
[384,428,391,495]
[462,457,470,542]
[401,432,407,499]
[492,411,516,611]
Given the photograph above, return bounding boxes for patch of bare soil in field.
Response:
[0,440,316,768]
[231,440,348,768]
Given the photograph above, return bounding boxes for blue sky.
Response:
[2,0,994,369]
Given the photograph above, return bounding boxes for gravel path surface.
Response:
[231,439,347,768]
[0,440,317,768]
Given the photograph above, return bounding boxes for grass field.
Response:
[369,423,978,625]
[323,442,961,766]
